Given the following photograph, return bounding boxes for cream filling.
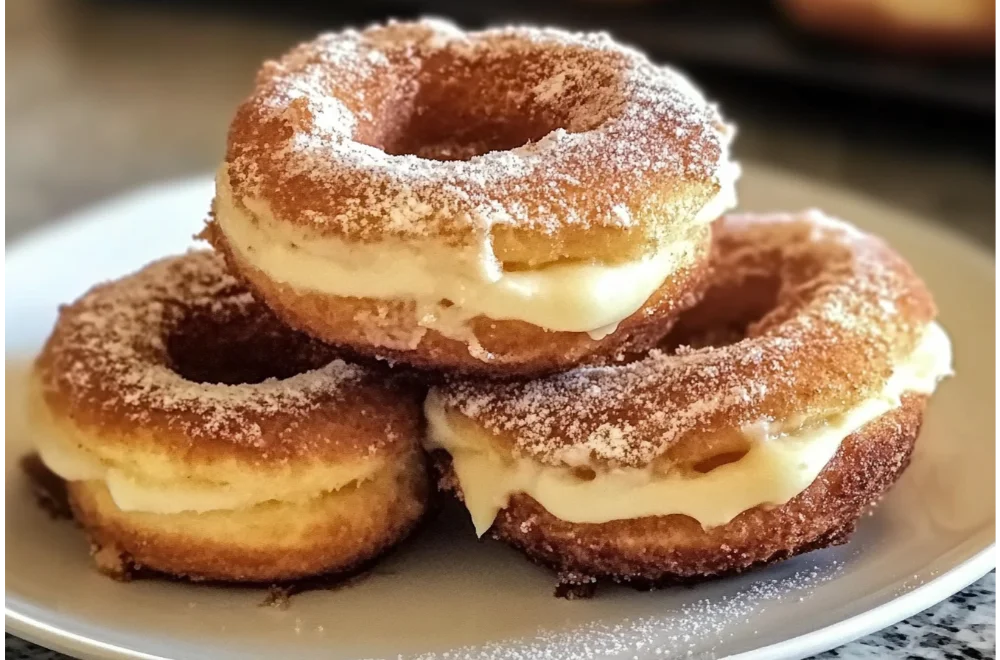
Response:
[425,322,952,536]
[214,165,738,343]
[33,430,380,515]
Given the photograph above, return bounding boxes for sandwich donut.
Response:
[206,19,738,376]
[425,211,952,589]
[30,252,429,582]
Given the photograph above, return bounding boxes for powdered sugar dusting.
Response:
[437,211,936,467]
[35,252,377,454]
[224,19,733,242]
[402,560,844,660]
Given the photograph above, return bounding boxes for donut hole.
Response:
[571,466,598,482]
[357,46,623,161]
[377,104,558,162]
[166,304,338,385]
[663,273,782,350]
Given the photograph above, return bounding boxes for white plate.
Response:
[5,164,995,660]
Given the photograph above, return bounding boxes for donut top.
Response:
[35,252,422,463]
[224,19,731,244]
[437,211,938,468]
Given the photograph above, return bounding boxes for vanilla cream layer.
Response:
[425,322,952,536]
[34,426,381,515]
[215,168,736,342]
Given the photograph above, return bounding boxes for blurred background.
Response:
[6,0,996,245]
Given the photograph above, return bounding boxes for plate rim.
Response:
[7,548,994,660]
[729,546,995,660]
[5,164,995,660]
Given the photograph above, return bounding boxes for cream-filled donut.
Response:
[31,252,429,582]
[206,19,738,376]
[426,211,951,589]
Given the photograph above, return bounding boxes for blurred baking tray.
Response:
[116,0,996,113]
[438,0,995,114]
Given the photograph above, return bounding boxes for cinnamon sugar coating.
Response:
[222,19,733,265]
[33,251,432,582]
[34,251,424,467]
[435,211,937,468]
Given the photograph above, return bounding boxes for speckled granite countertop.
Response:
[6,1,995,658]
[814,573,995,659]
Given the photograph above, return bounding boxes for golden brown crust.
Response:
[33,251,425,469]
[205,220,711,377]
[224,20,732,264]
[436,211,937,467]
[434,395,923,585]
[68,452,430,583]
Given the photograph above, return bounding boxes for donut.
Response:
[30,252,430,582]
[206,19,738,376]
[425,210,952,590]
[778,0,995,56]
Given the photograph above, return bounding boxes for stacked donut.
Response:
[30,20,952,592]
